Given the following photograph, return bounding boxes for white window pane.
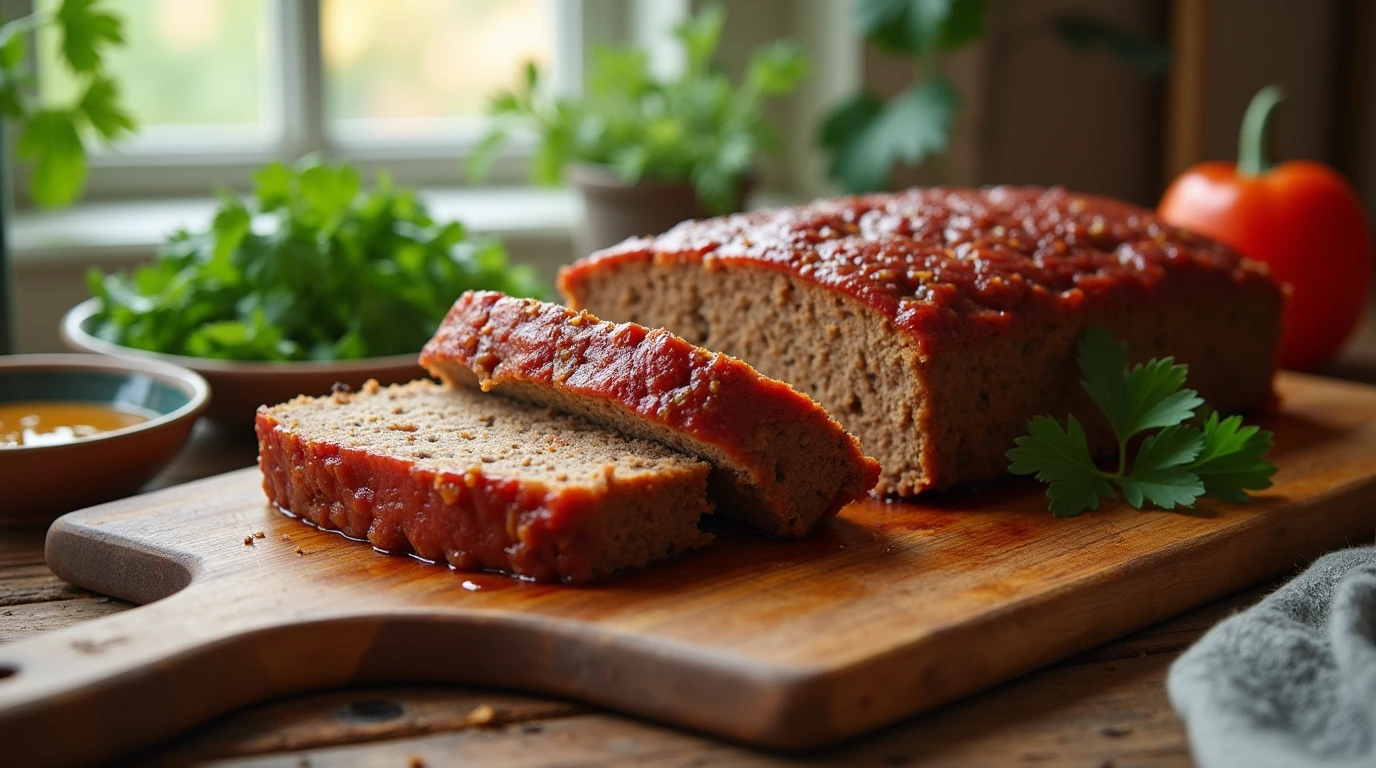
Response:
[36,0,272,135]
[323,0,555,140]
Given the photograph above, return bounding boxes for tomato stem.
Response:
[1238,85,1284,177]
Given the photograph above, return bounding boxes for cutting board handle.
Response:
[0,580,378,768]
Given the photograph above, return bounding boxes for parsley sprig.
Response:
[1007,327,1277,517]
[86,158,549,361]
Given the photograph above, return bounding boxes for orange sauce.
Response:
[0,402,152,447]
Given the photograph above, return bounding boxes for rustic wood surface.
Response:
[3,371,1376,767]
[3,312,1376,767]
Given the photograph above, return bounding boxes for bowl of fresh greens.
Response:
[65,158,548,429]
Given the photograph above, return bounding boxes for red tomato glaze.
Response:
[420,292,881,529]
[559,186,1281,356]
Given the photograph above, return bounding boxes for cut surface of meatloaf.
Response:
[559,185,1284,496]
[255,379,712,583]
[420,291,881,537]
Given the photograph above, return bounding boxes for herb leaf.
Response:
[17,109,87,207]
[55,0,124,74]
[1117,425,1205,509]
[1077,326,1203,440]
[1007,415,1113,518]
[1007,326,1275,516]
[1189,412,1278,502]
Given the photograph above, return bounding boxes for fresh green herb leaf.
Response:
[818,91,884,187]
[0,20,28,70]
[1117,425,1204,509]
[88,157,551,361]
[1007,414,1114,517]
[1190,412,1278,502]
[855,0,986,56]
[821,76,957,194]
[17,108,86,207]
[55,0,124,74]
[1006,326,1276,516]
[76,73,134,141]
[1077,326,1204,439]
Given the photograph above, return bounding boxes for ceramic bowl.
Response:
[62,299,427,429]
[0,354,210,525]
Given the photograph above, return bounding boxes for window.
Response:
[323,0,555,141]
[18,0,618,202]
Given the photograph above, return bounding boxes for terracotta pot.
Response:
[569,164,753,255]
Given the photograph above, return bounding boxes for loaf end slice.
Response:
[420,291,881,537]
[256,380,713,583]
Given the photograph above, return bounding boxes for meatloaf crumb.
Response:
[256,380,713,583]
[559,185,1283,496]
[420,291,880,537]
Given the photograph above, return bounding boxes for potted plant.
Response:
[469,5,808,253]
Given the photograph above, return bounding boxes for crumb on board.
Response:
[254,531,266,539]
[243,536,254,546]
[466,703,496,726]
[296,547,306,556]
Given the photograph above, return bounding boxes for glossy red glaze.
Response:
[559,186,1283,357]
[420,292,881,526]
[256,407,606,583]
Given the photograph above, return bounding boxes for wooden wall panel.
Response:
[1197,0,1341,168]
[980,0,1165,205]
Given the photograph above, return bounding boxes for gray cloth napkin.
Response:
[1167,546,1376,768]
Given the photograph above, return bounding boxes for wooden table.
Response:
[7,314,1376,767]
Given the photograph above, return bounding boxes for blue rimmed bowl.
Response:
[0,354,210,525]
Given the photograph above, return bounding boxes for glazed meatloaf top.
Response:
[558,186,1283,356]
[420,291,881,536]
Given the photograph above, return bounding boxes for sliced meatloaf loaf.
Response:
[559,185,1284,496]
[419,291,881,537]
[256,379,712,583]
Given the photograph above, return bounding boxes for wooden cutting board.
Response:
[4,372,1376,767]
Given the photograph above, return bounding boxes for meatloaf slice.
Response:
[256,379,712,583]
[419,291,881,537]
[559,185,1284,496]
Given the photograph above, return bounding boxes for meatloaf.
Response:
[559,185,1284,496]
[256,380,712,583]
[420,291,880,537]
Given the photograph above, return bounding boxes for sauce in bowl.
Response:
[0,402,153,447]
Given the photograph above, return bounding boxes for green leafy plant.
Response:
[86,157,548,361]
[1,0,134,207]
[468,5,808,214]
[819,0,985,193]
[1006,327,1277,517]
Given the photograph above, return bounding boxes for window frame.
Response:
[7,0,631,205]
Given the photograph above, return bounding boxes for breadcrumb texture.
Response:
[559,185,1283,496]
[256,380,713,583]
[420,291,880,537]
